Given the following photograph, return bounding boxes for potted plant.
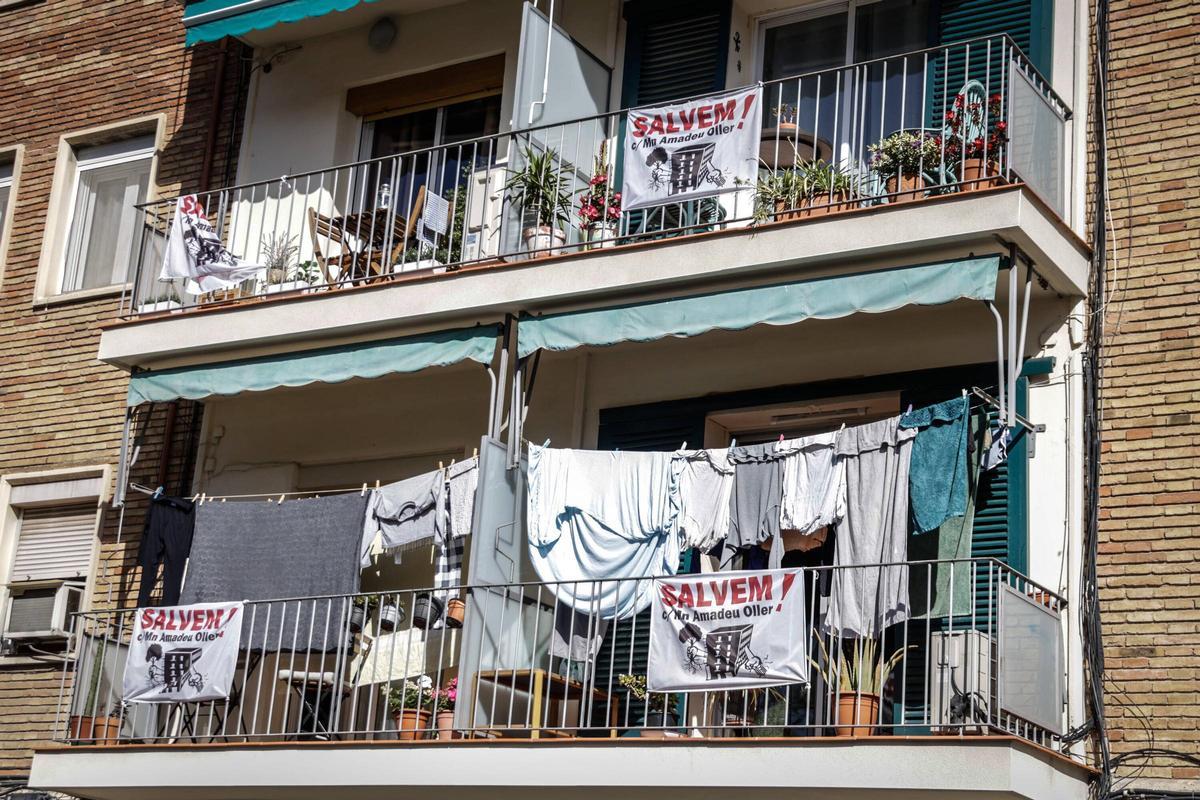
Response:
[577,142,621,249]
[505,146,574,258]
[868,131,941,203]
[70,634,121,745]
[798,160,856,217]
[943,91,1008,190]
[412,593,444,630]
[386,677,434,740]
[618,674,676,738]
[433,678,459,740]
[260,232,301,291]
[378,597,403,632]
[349,595,380,633]
[753,166,809,223]
[445,596,466,629]
[811,637,911,737]
[755,160,857,222]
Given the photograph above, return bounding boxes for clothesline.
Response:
[130,450,479,505]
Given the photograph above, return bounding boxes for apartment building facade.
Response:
[0,0,1166,798]
[0,0,246,789]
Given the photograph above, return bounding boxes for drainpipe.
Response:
[528,0,557,125]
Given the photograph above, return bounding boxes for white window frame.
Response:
[0,467,109,663]
[34,114,164,306]
[0,144,21,290]
[58,139,156,296]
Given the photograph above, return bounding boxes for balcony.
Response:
[32,558,1089,800]
[100,35,1086,371]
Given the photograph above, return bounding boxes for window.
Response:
[59,136,155,294]
[358,95,502,215]
[758,0,931,159]
[1,473,104,646]
[0,161,12,248]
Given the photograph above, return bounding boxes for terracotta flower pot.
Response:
[393,708,431,740]
[436,709,459,741]
[885,174,925,204]
[800,191,856,218]
[445,598,466,629]
[69,715,121,745]
[961,157,1002,190]
[773,199,802,221]
[522,226,567,258]
[835,692,881,737]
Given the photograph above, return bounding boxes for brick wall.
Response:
[1098,0,1200,789]
[0,0,243,772]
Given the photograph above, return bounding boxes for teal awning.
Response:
[517,256,1000,358]
[128,325,499,406]
[184,0,381,46]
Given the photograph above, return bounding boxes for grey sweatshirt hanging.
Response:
[825,416,916,638]
[724,442,784,565]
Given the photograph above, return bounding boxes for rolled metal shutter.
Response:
[11,505,97,582]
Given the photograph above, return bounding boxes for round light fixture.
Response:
[368,17,397,53]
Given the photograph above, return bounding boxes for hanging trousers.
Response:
[137,496,196,607]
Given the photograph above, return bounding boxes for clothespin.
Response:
[360,482,367,496]
[778,433,785,442]
[278,493,286,504]
[375,479,380,489]
[906,403,914,413]
[190,493,199,502]
[152,485,164,500]
[200,492,207,505]
[729,437,737,449]
[450,458,456,467]
[438,460,444,470]
[680,441,687,451]
[472,447,478,458]
[962,388,968,398]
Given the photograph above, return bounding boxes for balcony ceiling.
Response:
[219,0,470,48]
[31,737,1093,800]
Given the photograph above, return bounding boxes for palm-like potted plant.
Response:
[868,131,942,203]
[619,674,676,738]
[386,677,434,740]
[70,634,121,745]
[811,637,911,737]
[506,146,574,258]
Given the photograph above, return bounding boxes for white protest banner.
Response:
[159,194,261,294]
[122,602,244,703]
[648,569,807,692]
[621,86,762,212]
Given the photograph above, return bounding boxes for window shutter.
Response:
[11,506,97,583]
[621,0,731,107]
[937,0,1052,72]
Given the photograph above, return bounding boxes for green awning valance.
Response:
[517,256,1000,358]
[184,0,381,46]
[128,325,499,406]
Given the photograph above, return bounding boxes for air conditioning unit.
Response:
[930,629,994,732]
[5,581,83,640]
[460,165,508,261]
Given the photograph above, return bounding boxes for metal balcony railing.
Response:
[56,557,1068,749]
[123,34,1069,317]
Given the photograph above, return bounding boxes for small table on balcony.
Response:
[471,668,618,739]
